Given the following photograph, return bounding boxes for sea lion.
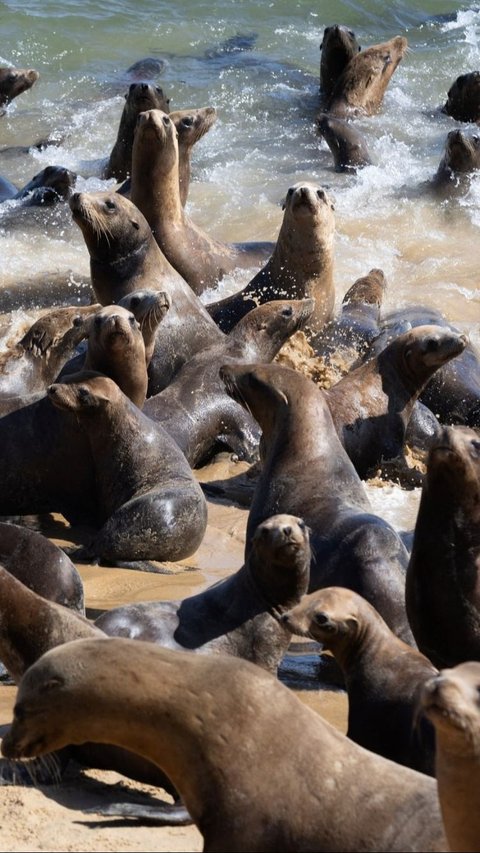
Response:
[18,305,99,357]
[0,66,39,114]
[104,82,170,181]
[282,586,437,775]
[406,425,480,668]
[96,513,310,675]
[117,106,218,207]
[320,24,361,101]
[143,298,314,467]
[83,305,148,408]
[317,112,372,172]
[2,637,448,852]
[431,128,480,194]
[442,71,480,123]
[47,373,208,565]
[310,267,386,370]
[130,109,273,295]
[208,182,335,335]
[116,288,171,365]
[0,523,85,615]
[375,305,480,427]
[220,362,414,644]
[323,324,467,478]
[69,190,224,393]
[419,661,480,853]
[11,165,76,205]
[0,566,184,812]
[326,35,408,117]
[125,57,167,80]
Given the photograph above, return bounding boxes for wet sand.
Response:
[0,455,348,853]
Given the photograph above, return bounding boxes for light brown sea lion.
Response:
[317,112,372,171]
[116,288,171,365]
[47,373,208,566]
[326,35,408,117]
[208,182,335,334]
[2,637,448,852]
[130,108,273,295]
[220,361,414,644]
[96,513,310,674]
[0,67,39,114]
[282,586,437,775]
[143,298,314,467]
[442,71,480,123]
[104,82,170,181]
[83,305,148,408]
[117,106,218,207]
[68,190,224,393]
[406,425,480,668]
[324,324,467,479]
[419,661,480,853]
[319,24,361,101]
[431,128,480,194]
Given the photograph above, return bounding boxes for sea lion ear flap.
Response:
[130,218,140,230]
[39,676,64,694]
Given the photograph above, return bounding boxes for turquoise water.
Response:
[1,0,480,328]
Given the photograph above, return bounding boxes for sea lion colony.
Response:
[0,21,480,853]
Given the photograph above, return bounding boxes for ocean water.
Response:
[0,0,479,526]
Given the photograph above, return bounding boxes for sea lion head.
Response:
[171,106,217,146]
[419,661,480,755]
[441,128,480,173]
[443,71,480,123]
[229,298,315,358]
[250,514,311,607]
[282,182,335,219]
[281,587,362,647]
[118,289,171,332]
[69,191,151,264]
[425,424,480,507]
[0,66,39,107]
[48,372,121,415]
[88,305,143,354]
[125,81,170,115]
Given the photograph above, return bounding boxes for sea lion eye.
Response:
[286,188,294,197]
[129,314,136,325]
[281,306,293,317]
[181,116,194,128]
[471,440,480,456]
[129,296,140,307]
[105,199,116,211]
[78,387,91,404]
[317,189,326,201]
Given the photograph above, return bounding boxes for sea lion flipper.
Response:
[82,800,193,826]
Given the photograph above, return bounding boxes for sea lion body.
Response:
[96,514,310,674]
[69,190,224,393]
[406,425,480,667]
[317,112,372,172]
[47,373,208,564]
[283,586,437,775]
[208,182,336,334]
[320,25,361,101]
[130,109,273,295]
[2,638,448,852]
[420,662,480,853]
[324,324,467,478]
[327,36,408,117]
[104,82,170,181]
[143,298,314,466]
[221,362,414,643]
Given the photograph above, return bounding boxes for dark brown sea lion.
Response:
[96,513,310,675]
[12,165,77,204]
[104,82,170,181]
[310,267,386,370]
[117,106,218,207]
[442,71,480,123]
[220,362,414,644]
[317,112,372,171]
[68,190,224,393]
[282,586,437,775]
[406,425,480,668]
[320,24,361,101]
[2,637,448,852]
[0,523,84,614]
[326,35,408,117]
[375,305,480,427]
[130,109,273,295]
[125,57,167,80]
[0,67,39,114]
[324,324,467,478]
[143,298,314,467]
[208,182,335,335]
[47,373,208,565]
[83,305,148,408]
[18,305,99,357]
[419,661,480,853]
[431,128,480,193]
